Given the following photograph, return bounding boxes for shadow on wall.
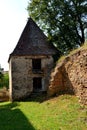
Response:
[48,63,75,97]
[0,102,35,130]
[60,65,75,95]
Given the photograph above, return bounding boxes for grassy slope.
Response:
[0,95,87,130]
[58,42,87,63]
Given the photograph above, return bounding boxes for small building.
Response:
[8,18,58,101]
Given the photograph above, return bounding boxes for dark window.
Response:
[32,59,41,71]
[33,77,42,92]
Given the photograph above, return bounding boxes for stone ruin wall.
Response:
[48,49,87,105]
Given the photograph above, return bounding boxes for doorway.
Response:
[33,77,42,92]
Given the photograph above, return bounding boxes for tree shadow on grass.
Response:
[0,102,35,130]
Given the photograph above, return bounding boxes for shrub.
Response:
[0,73,9,89]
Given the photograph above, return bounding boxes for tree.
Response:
[0,65,9,88]
[0,64,3,79]
[0,65,4,88]
[27,0,87,54]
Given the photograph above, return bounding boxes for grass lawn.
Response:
[0,94,87,130]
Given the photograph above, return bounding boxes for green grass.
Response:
[0,95,87,130]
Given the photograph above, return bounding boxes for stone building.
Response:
[8,18,58,101]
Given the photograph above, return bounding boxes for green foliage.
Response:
[27,0,87,54]
[0,95,87,130]
[0,72,3,79]
[0,73,9,89]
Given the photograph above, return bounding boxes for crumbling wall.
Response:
[48,49,87,105]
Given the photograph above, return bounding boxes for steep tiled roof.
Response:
[10,18,58,57]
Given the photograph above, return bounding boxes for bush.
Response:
[0,73,9,89]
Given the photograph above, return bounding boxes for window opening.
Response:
[32,59,41,71]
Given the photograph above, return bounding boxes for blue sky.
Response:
[0,0,28,70]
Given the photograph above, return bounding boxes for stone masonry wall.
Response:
[9,55,54,101]
[48,49,87,105]
[9,56,33,101]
